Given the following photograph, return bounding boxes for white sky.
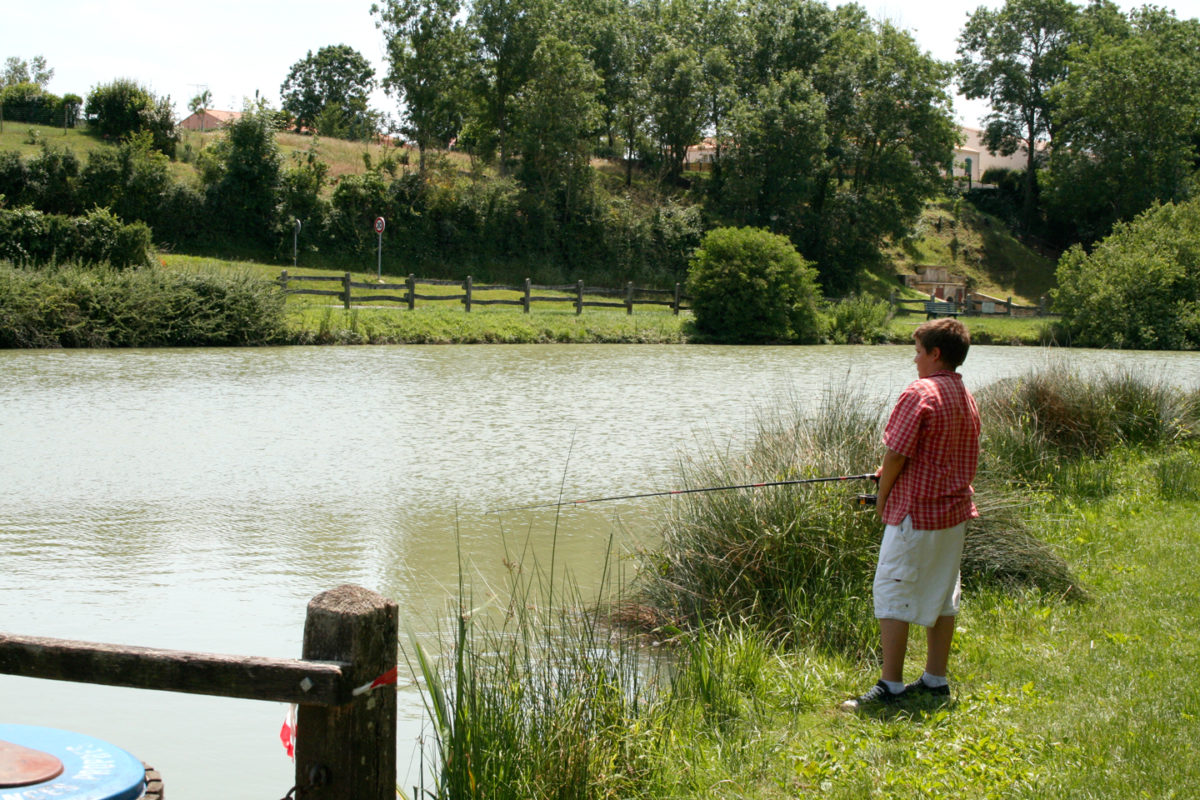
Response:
[4,0,1200,129]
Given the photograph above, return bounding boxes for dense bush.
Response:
[1054,197,1200,349]
[0,263,287,347]
[0,206,153,268]
[686,226,822,343]
[822,295,892,344]
[85,79,178,157]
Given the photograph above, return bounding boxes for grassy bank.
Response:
[407,369,1200,799]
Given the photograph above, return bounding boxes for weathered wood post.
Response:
[296,585,398,800]
[1007,296,1013,317]
[575,280,584,315]
[464,275,473,312]
[343,273,352,310]
[523,278,531,314]
[407,274,416,311]
[280,270,289,291]
[626,282,634,315]
[673,283,681,316]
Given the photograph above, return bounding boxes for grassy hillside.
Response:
[2,124,1056,305]
[887,197,1058,305]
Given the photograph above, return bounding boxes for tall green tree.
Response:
[374,0,469,170]
[464,0,548,173]
[2,55,53,89]
[1047,7,1200,242]
[198,103,283,244]
[511,36,602,214]
[956,0,1080,233]
[280,45,378,140]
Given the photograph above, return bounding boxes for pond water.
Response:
[3,343,1199,798]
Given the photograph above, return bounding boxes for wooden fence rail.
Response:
[888,290,1050,318]
[278,271,688,316]
[0,584,398,800]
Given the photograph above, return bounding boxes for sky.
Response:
[5,0,1200,131]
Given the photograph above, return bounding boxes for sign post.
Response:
[374,217,386,280]
[292,218,301,267]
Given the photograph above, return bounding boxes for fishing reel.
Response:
[855,493,878,508]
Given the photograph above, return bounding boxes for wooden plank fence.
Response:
[278,271,688,316]
[0,584,398,800]
[888,291,1050,318]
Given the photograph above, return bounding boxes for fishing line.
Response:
[489,472,877,514]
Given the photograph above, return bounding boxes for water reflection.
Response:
[3,343,1200,797]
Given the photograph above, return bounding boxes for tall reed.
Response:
[405,532,665,800]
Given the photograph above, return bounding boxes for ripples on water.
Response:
[3,343,1200,797]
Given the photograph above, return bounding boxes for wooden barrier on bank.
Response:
[278,271,688,316]
[0,584,398,800]
[888,291,1050,318]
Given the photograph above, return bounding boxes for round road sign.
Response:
[374,217,386,234]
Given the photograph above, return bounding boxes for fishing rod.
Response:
[490,472,878,514]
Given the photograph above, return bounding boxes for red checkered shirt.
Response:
[881,370,980,529]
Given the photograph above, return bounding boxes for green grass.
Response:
[407,368,1200,799]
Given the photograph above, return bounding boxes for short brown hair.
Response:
[914,318,971,368]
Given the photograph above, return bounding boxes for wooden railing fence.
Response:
[888,290,1050,317]
[0,584,398,800]
[278,271,688,316]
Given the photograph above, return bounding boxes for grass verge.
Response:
[407,368,1200,799]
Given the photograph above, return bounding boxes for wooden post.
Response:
[625,282,634,316]
[1007,296,1013,317]
[280,270,289,291]
[523,278,531,314]
[296,585,398,800]
[673,283,681,316]
[343,273,352,310]
[464,275,473,312]
[575,280,584,315]
[1039,296,1047,316]
[406,274,415,311]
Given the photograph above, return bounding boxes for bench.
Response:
[924,300,960,319]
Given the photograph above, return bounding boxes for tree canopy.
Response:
[280,45,379,140]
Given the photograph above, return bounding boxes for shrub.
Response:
[822,295,892,344]
[85,79,178,156]
[0,263,287,347]
[686,226,822,343]
[0,206,153,268]
[1053,197,1200,349]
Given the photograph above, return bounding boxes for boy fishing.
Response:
[843,317,981,710]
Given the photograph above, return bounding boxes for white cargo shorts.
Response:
[873,515,967,627]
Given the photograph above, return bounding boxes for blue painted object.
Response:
[0,725,145,800]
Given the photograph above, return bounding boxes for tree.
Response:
[188,89,213,129]
[1054,197,1200,349]
[464,0,549,173]
[2,55,53,89]
[956,0,1079,233]
[712,9,957,294]
[645,44,706,183]
[1046,8,1200,242]
[374,0,469,169]
[199,103,283,244]
[280,45,378,140]
[511,36,601,212]
[84,79,178,156]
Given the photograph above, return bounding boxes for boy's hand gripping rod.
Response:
[490,472,878,514]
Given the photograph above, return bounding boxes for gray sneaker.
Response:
[904,676,950,698]
[841,680,904,710]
